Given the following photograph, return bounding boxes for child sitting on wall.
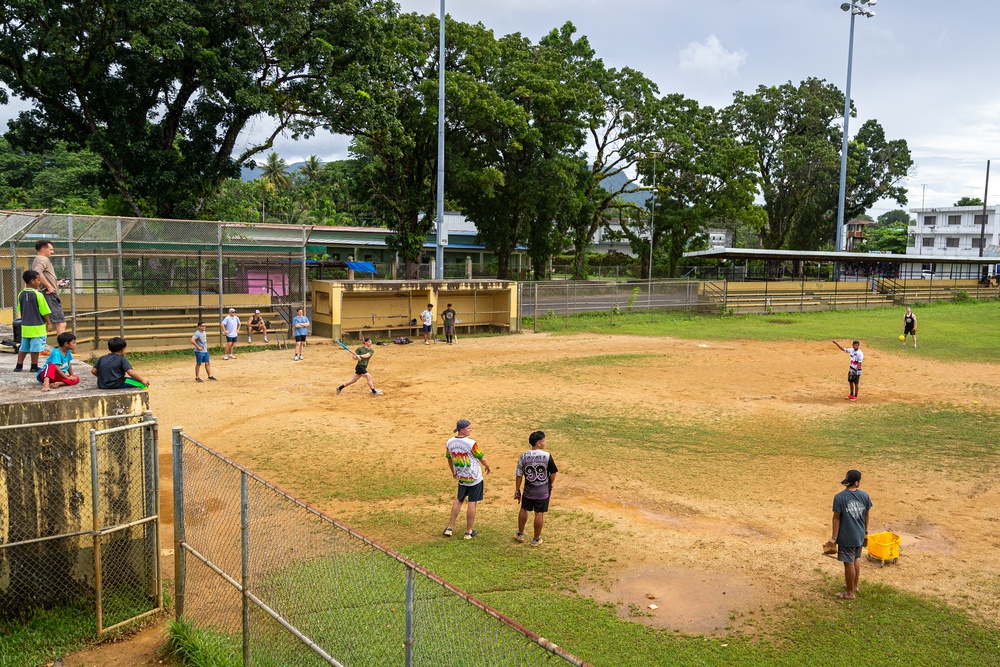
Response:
[38,332,80,392]
[92,337,149,390]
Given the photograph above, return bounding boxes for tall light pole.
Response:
[649,152,659,281]
[835,0,876,258]
[435,0,446,280]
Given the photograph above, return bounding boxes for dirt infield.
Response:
[69,331,1000,662]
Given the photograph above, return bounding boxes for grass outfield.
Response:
[149,302,999,666]
[529,299,1000,364]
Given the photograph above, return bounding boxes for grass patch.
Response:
[529,301,1000,364]
[0,593,161,667]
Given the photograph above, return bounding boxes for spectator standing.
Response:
[31,240,67,335]
[221,308,240,359]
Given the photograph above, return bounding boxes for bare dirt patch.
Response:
[73,332,1000,660]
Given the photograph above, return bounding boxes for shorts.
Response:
[848,370,861,384]
[295,335,307,342]
[520,496,550,513]
[195,351,210,364]
[457,481,484,503]
[226,336,238,343]
[444,325,455,334]
[44,293,66,324]
[422,324,431,333]
[23,336,47,353]
[904,323,916,335]
[354,363,369,375]
[837,545,863,563]
[249,322,266,331]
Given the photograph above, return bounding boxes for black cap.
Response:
[454,419,471,432]
[841,469,861,485]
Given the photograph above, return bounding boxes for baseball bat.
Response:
[335,340,352,352]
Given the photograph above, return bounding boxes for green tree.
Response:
[261,154,291,190]
[726,78,911,251]
[954,196,984,206]
[0,0,395,218]
[0,138,104,212]
[612,96,757,277]
[877,209,913,227]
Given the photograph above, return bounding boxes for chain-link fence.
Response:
[172,430,588,667]
[0,412,161,633]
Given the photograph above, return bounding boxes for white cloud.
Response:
[677,35,746,78]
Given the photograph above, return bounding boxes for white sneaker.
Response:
[248,337,252,343]
[222,355,229,360]
[263,337,268,342]
[230,353,236,358]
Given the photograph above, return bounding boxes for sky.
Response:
[4,0,999,217]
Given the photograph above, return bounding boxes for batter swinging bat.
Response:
[335,340,352,352]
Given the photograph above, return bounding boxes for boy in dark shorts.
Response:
[336,337,382,395]
[825,469,872,599]
[444,419,492,540]
[832,339,863,401]
[441,303,457,345]
[92,337,149,389]
[514,431,558,545]
[292,307,309,361]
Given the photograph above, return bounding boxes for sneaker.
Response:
[30,366,39,372]
[248,337,252,343]
[463,530,477,540]
[222,355,229,360]
[846,395,854,400]
[13,365,22,372]
[372,389,383,395]
[263,337,268,343]
[208,376,218,381]
[230,353,236,358]
[194,377,203,382]
[531,538,543,546]
[913,344,917,349]
[443,527,453,537]
[336,386,343,395]
[849,395,857,401]
[514,532,525,543]
[424,341,430,345]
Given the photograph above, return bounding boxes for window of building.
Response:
[972,237,984,248]
[974,214,990,225]
[946,237,960,248]
[947,215,961,225]
[364,254,373,262]
[921,237,935,247]
[923,215,936,226]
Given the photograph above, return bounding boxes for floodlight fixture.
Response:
[834,0,876,260]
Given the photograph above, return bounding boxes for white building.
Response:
[907,204,999,278]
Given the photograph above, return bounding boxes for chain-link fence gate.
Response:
[0,412,161,633]
[172,429,589,666]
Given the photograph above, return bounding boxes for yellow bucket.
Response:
[867,531,901,563]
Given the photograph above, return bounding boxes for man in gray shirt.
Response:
[31,240,67,334]
[825,469,872,599]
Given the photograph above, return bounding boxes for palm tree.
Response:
[261,153,290,190]
[300,155,322,183]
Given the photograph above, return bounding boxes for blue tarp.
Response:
[345,261,377,273]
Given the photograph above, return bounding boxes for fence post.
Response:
[800,276,805,312]
[832,275,838,310]
[172,427,186,619]
[93,250,99,349]
[144,412,162,608]
[301,227,309,311]
[90,428,104,633]
[217,224,224,347]
[533,282,538,334]
[116,218,125,338]
[241,471,251,667]
[68,215,77,335]
[404,566,414,667]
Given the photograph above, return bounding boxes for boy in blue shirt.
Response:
[14,270,51,373]
[38,332,80,392]
[292,308,309,361]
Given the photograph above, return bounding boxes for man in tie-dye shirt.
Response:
[443,419,492,540]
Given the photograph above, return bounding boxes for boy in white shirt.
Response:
[832,339,863,401]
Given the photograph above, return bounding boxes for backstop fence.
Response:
[0,413,161,633]
[172,429,588,667]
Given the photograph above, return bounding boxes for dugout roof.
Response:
[683,248,997,266]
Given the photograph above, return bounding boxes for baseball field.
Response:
[14,301,998,666]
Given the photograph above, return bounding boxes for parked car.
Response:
[920,270,935,279]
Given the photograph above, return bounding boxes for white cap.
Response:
[254,309,260,313]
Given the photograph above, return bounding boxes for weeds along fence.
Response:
[172,430,589,667]
[0,413,161,634]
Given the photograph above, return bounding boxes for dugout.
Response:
[310,279,517,341]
